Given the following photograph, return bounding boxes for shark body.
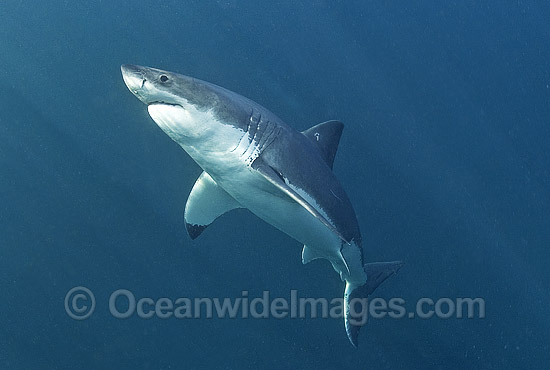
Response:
[121,64,402,346]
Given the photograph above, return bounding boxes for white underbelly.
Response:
[146,104,366,284]
[216,166,341,255]
[189,149,366,284]
[182,143,333,248]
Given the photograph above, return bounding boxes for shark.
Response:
[121,64,403,346]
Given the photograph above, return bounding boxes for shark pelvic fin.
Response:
[301,245,324,264]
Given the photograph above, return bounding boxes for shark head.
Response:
[121,64,219,109]
[121,64,251,150]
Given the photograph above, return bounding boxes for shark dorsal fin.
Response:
[302,120,344,169]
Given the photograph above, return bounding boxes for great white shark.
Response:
[121,64,403,346]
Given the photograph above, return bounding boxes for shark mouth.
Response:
[148,101,183,108]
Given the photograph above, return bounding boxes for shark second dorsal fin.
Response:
[301,120,344,169]
[184,172,242,239]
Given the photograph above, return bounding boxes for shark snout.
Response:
[121,64,142,74]
[121,64,147,99]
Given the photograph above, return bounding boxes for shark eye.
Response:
[160,75,169,82]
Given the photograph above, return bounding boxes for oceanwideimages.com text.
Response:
[65,287,485,325]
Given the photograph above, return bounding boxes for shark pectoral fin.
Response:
[184,171,242,239]
[253,162,350,244]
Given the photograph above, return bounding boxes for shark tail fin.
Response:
[344,261,404,347]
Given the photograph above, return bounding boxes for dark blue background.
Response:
[1,0,549,368]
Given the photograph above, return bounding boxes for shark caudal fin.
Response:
[344,261,404,347]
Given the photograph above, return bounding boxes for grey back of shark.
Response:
[121,64,403,346]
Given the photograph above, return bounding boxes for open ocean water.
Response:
[1,1,549,369]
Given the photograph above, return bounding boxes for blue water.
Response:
[1,1,549,369]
